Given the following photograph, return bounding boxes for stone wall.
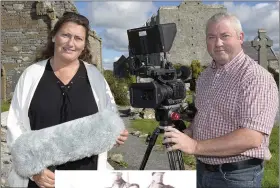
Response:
[1,112,10,187]
[146,1,226,66]
[89,30,102,71]
[1,1,102,101]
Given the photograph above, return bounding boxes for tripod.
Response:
[139,120,185,170]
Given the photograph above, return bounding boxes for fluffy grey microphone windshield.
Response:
[11,109,125,178]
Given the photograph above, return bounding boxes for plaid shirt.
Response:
[193,50,279,165]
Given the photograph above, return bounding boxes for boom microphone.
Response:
[11,109,124,178]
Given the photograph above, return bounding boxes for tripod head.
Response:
[153,104,187,134]
[140,104,186,170]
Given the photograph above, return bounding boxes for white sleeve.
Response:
[6,70,26,149]
[104,77,118,112]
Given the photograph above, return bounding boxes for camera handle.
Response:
[139,120,185,170]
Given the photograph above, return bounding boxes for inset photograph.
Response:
[55,170,196,188]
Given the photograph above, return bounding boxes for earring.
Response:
[52,38,55,43]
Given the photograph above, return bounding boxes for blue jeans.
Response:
[196,159,264,188]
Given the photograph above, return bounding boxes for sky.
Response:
[74,1,279,70]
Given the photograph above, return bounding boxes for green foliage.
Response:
[125,75,137,86]
[1,101,10,112]
[262,126,279,187]
[108,152,129,169]
[103,70,136,106]
[183,154,196,169]
[119,161,129,168]
[191,60,202,80]
[185,90,194,104]
[112,82,130,106]
[189,60,203,92]
[103,70,115,85]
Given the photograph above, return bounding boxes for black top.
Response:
[28,60,99,187]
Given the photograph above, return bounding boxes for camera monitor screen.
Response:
[127,23,177,55]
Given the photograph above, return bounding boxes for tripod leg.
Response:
[139,127,161,170]
[176,150,185,170]
[167,151,177,170]
[167,150,185,170]
[139,145,153,170]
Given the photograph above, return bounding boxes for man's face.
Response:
[206,18,244,67]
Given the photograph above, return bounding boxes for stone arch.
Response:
[1,66,7,102]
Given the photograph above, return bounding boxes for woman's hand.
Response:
[116,129,129,146]
[33,169,55,188]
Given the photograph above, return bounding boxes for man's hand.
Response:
[163,126,197,155]
[33,169,55,188]
[115,129,129,146]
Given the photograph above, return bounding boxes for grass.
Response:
[1,101,10,112]
[131,119,279,185]
[131,119,164,146]
[262,126,279,188]
[183,154,196,170]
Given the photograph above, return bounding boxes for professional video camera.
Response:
[126,23,197,170]
[127,23,196,121]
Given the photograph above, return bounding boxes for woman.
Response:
[6,12,128,188]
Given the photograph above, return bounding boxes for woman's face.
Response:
[53,21,86,63]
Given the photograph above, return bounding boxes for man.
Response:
[147,172,174,188]
[108,172,130,188]
[163,12,279,188]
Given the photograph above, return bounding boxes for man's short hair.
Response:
[205,12,243,37]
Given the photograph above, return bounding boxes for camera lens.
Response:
[142,90,153,100]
